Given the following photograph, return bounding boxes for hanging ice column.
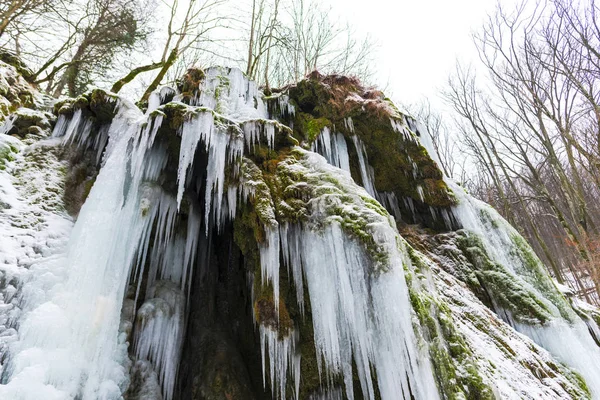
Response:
[257,149,440,400]
[0,100,168,399]
[311,126,351,174]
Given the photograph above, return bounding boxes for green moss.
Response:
[0,141,17,170]
[53,98,76,117]
[456,232,554,324]
[265,149,391,267]
[509,233,573,321]
[295,112,331,143]
[407,247,494,399]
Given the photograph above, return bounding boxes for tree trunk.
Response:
[140,48,178,103]
[246,0,256,77]
[111,62,164,93]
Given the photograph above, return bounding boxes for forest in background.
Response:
[2,0,600,305]
[417,0,600,305]
[0,0,375,98]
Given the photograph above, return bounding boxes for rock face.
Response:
[0,63,599,400]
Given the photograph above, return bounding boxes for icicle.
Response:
[344,117,354,133]
[243,120,276,150]
[378,192,402,221]
[351,135,377,196]
[279,223,304,314]
[278,94,295,117]
[259,224,281,313]
[134,281,185,400]
[261,150,440,400]
[177,111,212,209]
[259,326,301,400]
[177,110,244,231]
[0,115,14,135]
[279,222,440,400]
[416,185,425,202]
[308,388,344,400]
[312,127,333,163]
[311,128,351,174]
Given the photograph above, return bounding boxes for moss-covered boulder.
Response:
[0,59,38,121]
[0,50,33,81]
[3,108,54,138]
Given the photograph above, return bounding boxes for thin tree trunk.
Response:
[141,48,178,103]
[111,62,164,93]
[246,0,256,77]
[263,0,279,92]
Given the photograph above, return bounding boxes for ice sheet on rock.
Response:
[436,265,588,398]
[407,116,445,175]
[449,179,600,397]
[0,135,73,383]
[147,87,177,115]
[188,67,268,121]
[128,360,164,400]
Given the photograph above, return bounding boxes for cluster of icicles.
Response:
[1,66,600,400]
[312,118,454,230]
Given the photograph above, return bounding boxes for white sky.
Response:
[326,0,504,107]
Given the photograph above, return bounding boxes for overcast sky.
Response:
[326,0,505,107]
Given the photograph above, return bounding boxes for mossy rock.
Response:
[281,72,457,231]
[407,248,495,400]
[177,68,206,100]
[89,89,119,124]
[62,150,98,216]
[456,231,554,324]
[0,50,33,81]
[53,98,76,118]
[4,108,54,137]
[253,295,294,337]
[0,137,19,170]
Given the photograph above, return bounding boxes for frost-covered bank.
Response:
[0,58,598,399]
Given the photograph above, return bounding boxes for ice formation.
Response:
[0,60,599,400]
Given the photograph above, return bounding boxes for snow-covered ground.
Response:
[0,132,73,377]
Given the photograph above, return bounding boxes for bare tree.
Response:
[0,0,49,38]
[139,0,227,102]
[444,0,600,303]
[403,99,461,179]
